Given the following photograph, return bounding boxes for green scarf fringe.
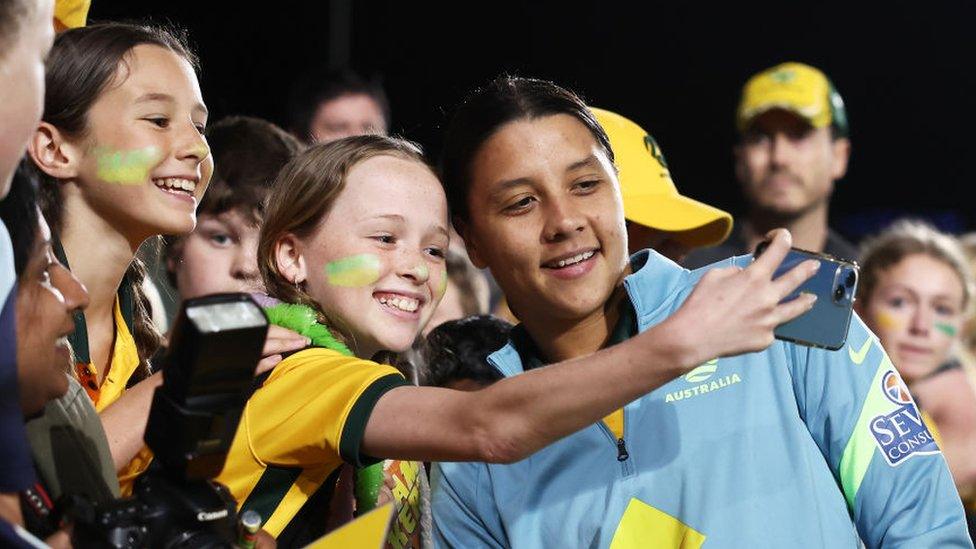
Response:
[263,303,352,357]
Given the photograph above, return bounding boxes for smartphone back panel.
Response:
[757,246,859,350]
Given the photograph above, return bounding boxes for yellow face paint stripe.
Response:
[95,146,162,184]
[436,270,448,299]
[325,254,382,287]
[875,311,901,332]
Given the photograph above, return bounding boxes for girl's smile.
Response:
[278,153,449,358]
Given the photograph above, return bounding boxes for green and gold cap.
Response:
[737,62,848,137]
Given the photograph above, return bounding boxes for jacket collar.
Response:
[490,248,690,378]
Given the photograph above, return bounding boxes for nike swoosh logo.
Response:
[848,337,872,365]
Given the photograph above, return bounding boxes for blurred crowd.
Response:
[1,1,974,547]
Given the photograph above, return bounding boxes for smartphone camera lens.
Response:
[834,285,845,302]
[845,271,856,288]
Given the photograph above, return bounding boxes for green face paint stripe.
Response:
[416,264,429,280]
[437,270,448,298]
[95,146,162,184]
[838,354,896,510]
[935,323,958,337]
[325,254,381,287]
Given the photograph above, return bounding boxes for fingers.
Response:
[262,325,310,357]
[770,259,820,298]
[698,265,741,285]
[749,229,792,277]
[255,326,308,376]
[771,292,817,326]
[255,354,283,376]
[376,485,395,506]
[266,324,306,340]
[254,530,278,549]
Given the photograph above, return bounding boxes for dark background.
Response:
[90,0,976,242]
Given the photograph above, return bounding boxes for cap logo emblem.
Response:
[770,68,796,83]
[643,134,669,169]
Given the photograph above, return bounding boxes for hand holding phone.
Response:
[754,241,859,350]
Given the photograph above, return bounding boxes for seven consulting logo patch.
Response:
[869,371,939,466]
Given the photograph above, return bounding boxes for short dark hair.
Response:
[287,68,391,142]
[199,116,304,222]
[440,75,613,228]
[421,315,511,388]
[164,116,304,286]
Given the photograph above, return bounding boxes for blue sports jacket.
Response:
[432,250,972,548]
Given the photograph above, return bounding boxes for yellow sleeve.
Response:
[243,348,407,469]
[117,446,154,497]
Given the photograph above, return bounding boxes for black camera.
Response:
[68,293,268,548]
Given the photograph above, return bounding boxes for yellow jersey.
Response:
[74,298,153,495]
[216,347,406,543]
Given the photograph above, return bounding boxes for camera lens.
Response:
[845,271,856,288]
[834,286,845,301]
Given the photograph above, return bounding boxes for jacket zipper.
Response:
[616,438,630,462]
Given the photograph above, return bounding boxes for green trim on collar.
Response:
[514,296,637,371]
[52,236,135,365]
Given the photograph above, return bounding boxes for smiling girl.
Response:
[857,219,976,514]
[215,132,822,545]
[27,23,307,494]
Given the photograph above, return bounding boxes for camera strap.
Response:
[19,483,56,537]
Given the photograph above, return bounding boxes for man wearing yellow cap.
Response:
[590,108,732,263]
[684,62,856,268]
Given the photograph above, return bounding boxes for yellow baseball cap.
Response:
[737,62,849,136]
[54,0,91,31]
[591,107,733,248]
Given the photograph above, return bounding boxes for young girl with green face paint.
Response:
[233,129,818,542]
[26,23,308,496]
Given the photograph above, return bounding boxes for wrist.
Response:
[654,316,705,373]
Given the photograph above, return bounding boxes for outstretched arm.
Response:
[362,229,821,463]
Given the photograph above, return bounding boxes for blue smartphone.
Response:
[754,242,859,350]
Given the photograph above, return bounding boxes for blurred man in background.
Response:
[684,62,856,268]
[288,69,390,143]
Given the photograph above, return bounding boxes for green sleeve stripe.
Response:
[240,465,303,526]
[838,354,893,509]
[339,373,408,467]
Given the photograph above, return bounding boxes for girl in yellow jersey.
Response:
[27,23,308,496]
[221,133,822,546]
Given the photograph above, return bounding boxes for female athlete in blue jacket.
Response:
[431,76,971,548]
